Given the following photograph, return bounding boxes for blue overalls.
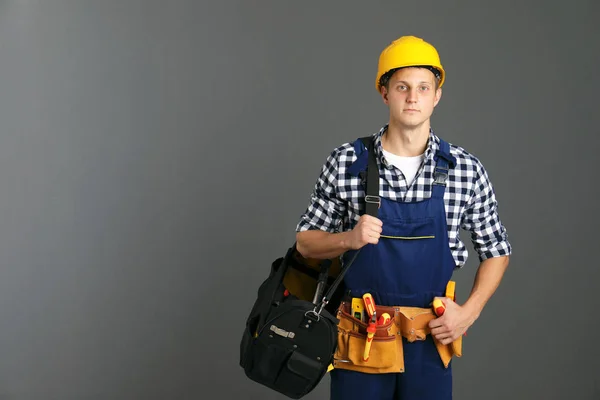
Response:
[331,137,457,400]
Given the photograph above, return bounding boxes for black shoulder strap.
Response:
[314,135,379,314]
[359,136,380,217]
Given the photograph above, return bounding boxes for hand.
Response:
[347,215,383,249]
[428,297,473,345]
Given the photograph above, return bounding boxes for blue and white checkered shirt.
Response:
[296,125,512,267]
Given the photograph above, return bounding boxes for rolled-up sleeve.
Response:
[296,150,346,233]
[460,162,512,261]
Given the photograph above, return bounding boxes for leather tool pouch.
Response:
[332,302,462,373]
[332,302,404,374]
[395,306,461,368]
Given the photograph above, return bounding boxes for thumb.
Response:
[440,297,453,307]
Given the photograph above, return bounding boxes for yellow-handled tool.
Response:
[351,298,365,322]
[362,293,378,362]
[362,293,376,320]
[363,321,376,362]
[432,298,445,316]
[432,281,456,316]
[446,281,456,301]
[377,312,391,325]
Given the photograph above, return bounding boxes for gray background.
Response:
[0,0,598,399]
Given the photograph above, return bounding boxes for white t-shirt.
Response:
[382,149,425,187]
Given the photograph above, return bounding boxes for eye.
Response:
[397,85,407,91]
[419,86,429,91]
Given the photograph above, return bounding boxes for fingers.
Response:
[359,216,382,231]
[359,226,379,245]
[438,336,455,345]
[431,325,455,344]
[430,323,449,336]
[434,332,454,341]
[440,297,454,306]
[362,217,383,241]
[429,300,468,344]
[362,215,383,227]
[351,215,384,248]
[428,314,447,329]
[430,317,454,336]
[429,321,443,332]
[367,235,379,245]
[431,319,464,344]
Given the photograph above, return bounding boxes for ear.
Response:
[433,87,442,107]
[381,86,390,105]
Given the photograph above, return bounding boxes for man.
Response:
[295,36,511,399]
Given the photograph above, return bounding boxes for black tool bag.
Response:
[239,136,379,399]
[239,245,341,399]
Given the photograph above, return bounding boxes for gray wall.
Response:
[0,0,597,399]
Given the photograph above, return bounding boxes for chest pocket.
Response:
[380,218,436,240]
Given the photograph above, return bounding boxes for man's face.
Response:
[380,67,442,129]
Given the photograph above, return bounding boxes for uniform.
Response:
[296,36,511,400]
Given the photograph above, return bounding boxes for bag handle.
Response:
[313,135,379,315]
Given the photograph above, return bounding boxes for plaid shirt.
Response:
[296,125,512,267]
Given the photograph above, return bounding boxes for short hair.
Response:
[379,66,442,91]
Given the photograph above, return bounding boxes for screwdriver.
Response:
[362,293,377,321]
[362,293,377,362]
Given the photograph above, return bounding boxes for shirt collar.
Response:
[374,124,440,170]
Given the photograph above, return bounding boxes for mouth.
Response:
[404,109,420,112]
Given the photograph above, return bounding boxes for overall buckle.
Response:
[365,195,381,208]
[433,167,448,186]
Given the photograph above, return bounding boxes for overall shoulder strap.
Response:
[432,138,456,197]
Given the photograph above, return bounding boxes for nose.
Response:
[406,88,418,103]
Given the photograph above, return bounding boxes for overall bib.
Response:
[331,139,456,400]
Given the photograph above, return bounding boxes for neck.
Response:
[382,121,430,157]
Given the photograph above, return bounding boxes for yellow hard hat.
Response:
[375,36,445,92]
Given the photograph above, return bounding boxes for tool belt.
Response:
[332,300,462,374]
